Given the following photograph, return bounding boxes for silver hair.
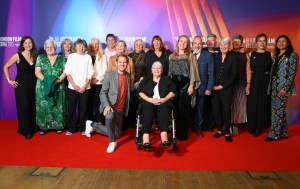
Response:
[151,61,163,71]
[133,39,145,51]
[220,37,231,45]
[44,38,57,51]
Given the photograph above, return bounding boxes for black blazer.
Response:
[214,52,238,89]
[138,75,176,98]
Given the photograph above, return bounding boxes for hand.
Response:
[205,90,211,96]
[9,80,18,88]
[149,98,160,105]
[245,85,250,95]
[103,106,113,116]
[91,78,98,85]
[73,85,80,92]
[157,98,167,105]
[78,85,87,93]
[279,90,287,97]
[54,79,60,86]
[213,85,223,90]
[187,85,194,96]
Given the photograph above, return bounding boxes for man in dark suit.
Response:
[193,36,214,137]
[85,54,130,153]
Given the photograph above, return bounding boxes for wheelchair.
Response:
[135,100,177,151]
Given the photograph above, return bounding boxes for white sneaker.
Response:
[81,131,85,135]
[85,120,93,138]
[106,141,117,153]
[66,131,72,136]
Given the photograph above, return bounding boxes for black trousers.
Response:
[141,101,170,134]
[93,84,105,123]
[211,88,233,134]
[67,89,89,133]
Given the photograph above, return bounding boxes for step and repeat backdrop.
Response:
[1,0,300,122]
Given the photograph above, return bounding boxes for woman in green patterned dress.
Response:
[35,38,67,134]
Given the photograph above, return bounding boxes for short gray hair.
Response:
[44,38,57,51]
[151,61,163,71]
[220,37,231,45]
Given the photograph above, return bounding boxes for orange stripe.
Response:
[190,0,208,37]
[180,0,197,37]
[172,0,184,35]
[209,0,230,37]
[199,0,220,39]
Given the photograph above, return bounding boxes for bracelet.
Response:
[7,77,11,82]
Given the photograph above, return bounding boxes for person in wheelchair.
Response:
[137,61,176,150]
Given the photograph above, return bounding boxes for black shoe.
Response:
[25,135,32,140]
[160,141,170,147]
[208,128,214,132]
[253,129,260,137]
[264,137,275,142]
[213,132,223,138]
[225,135,232,142]
[143,143,151,151]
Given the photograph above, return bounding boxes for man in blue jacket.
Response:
[193,36,214,137]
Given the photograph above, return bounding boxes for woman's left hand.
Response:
[187,85,194,96]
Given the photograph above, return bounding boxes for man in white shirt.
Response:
[104,33,117,62]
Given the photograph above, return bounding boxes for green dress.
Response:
[36,54,67,130]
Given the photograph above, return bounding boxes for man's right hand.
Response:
[103,105,113,116]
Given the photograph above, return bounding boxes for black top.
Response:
[214,51,238,89]
[144,49,171,76]
[138,74,176,98]
[128,51,147,82]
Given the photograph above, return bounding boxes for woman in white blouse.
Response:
[90,38,107,124]
[64,39,94,135]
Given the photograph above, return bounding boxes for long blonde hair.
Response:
[88,38,104,59]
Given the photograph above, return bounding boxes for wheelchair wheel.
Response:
[135,137,142,150]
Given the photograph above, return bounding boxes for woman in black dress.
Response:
[3,36,38,139]
[247,33,273,136]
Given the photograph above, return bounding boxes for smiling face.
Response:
[178,36,188,51]
[256,36,267,51]
[206,36,216,49]
[117,56,128,73]
[232,39,242,50]
[192,37,202,52]
[276,37,288,51]
[153,39,161,50]
[106,36,116,50]
[116,42,126,54]
[134,40,143,53]
[23,38,33,51]
[45,42,56,56]
[75,43,86,54]
[90,40,99,52]
[151,62,163,77]
[63,41,72,52]
[220,42,229,53]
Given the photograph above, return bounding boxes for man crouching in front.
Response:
[86,54,130,153]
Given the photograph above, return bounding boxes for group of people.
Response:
[3,32,298,153]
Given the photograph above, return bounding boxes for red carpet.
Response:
[0,120,300,171]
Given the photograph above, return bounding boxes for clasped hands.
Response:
[149,98,166,105]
